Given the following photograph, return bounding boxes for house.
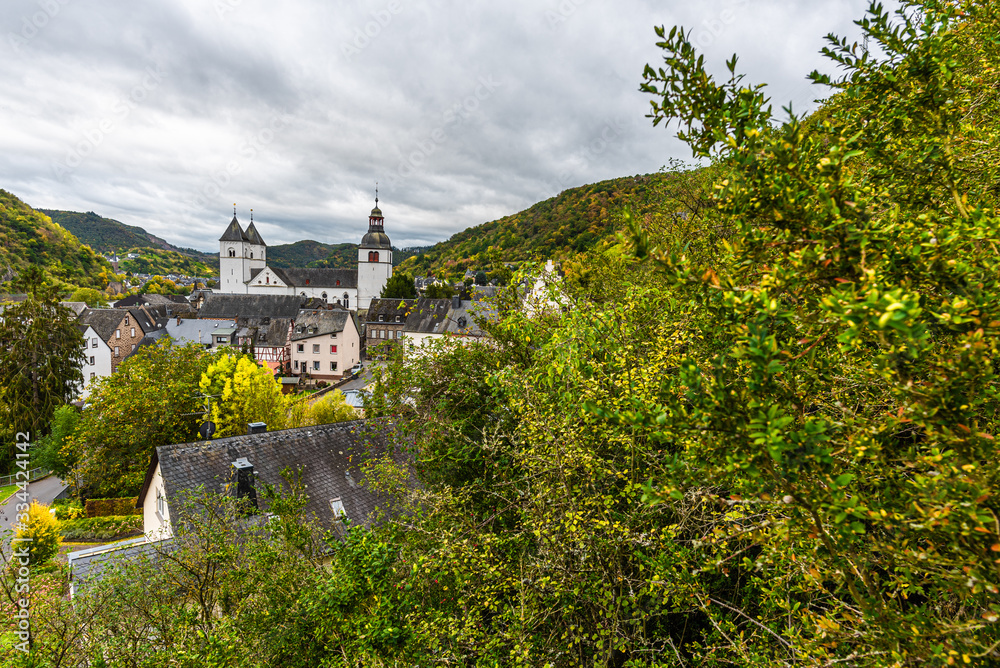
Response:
[78,308,162,374]
[363,298,414,358]
[136,420,397,540]
[289,308,361,381]
[235,316,293,376]
[165,318,239,349]
[401,296,493,347]
[215,199,393,311]
[76,324,113,398]
[198,294,323,320]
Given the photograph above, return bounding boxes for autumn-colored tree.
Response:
[199,354,291,438]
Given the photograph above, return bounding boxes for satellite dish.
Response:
[199,421,216,439]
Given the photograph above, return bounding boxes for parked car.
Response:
[350,362,363,375]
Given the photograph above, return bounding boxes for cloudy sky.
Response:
[0,0,874,252]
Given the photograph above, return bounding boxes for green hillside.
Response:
[397,173,674,279]
[0,191,114,291]
[43,209,218,263]
[267,240,349,268]
[118,249,216,278]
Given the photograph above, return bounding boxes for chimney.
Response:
[452,295,460,310]
[176,316,181,326]
[231,457,258,513]
[247,422,267,435]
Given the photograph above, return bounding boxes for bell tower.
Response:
[357,187,393,311]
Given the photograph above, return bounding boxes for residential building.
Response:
[289,308,361,382]
[78,307,161,374]
[165,318,238,349]
[235,316,293,376]
[363,298,414,358]
[401,296,493,347]
[76,324,112,399]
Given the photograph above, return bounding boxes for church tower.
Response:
[218,207,250,294]
[357,192,393,311]
[244,210,267,277]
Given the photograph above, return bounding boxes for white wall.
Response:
[142,462,172,540]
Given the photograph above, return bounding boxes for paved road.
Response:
[0,475,69,541]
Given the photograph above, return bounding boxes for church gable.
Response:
[249,267,287,288]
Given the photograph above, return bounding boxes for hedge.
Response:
[60,515,142,541]
[85,497,142,518]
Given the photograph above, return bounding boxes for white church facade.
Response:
[215,200,393,311]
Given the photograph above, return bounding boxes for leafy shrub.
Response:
[60,515,142,541]
[15,501,61,565]
[53,498,84,520]
[84,497,142,518]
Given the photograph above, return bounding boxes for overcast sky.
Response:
[0,0,875,253]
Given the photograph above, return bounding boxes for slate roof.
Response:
[60,301,88,316]
[128,307,159,333]
[141,420,401,531]
[440,299,494,337]
[114,294,190,308]
[219,215,249,242]
[68,536,168,597]
[268,267,358,290]
[78,308,126,341]
[199,294,315,319]
[290,308,356,341]
[235,316,292,347]
[365,298,415,324]
[166,319,238,346]
[244,221,266,246]
[402,298,453,334]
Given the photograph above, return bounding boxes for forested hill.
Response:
[397,173,674,279]
[42,209,216,262]
[0,191,114,290]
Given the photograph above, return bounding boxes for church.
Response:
[214,199,393,311]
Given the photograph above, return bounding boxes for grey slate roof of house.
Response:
[78,308,126,341]
[142,420,400,532]
[166,319,238,346]
[199,294,316,319]
[290,308,356,341]
[60,301,88,316]
[402,298,453,334]
[365,298,415,324]
[439,299,493,337]
[115,294,191,308]
[235,316,292,347]
[68,536,170,595]
[219,215,249,242]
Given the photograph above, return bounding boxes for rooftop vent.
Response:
[247,422,267,435]
[231,457,258,513]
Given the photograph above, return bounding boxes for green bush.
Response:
[84,497,142,518]
[60,515,142,541]
[53,499,84,520]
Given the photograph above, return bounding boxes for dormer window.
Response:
[378,315,384,322]
[336,280,340,286]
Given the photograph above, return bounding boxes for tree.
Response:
[0,266,84,473]
[15,501,62,565]
[199,354,292,438]
[380,271,417,299]
[32,405,80,476]
[302,390,356,426]
[67,287,108,307]
[474,270,488,286]
[423,281,454,299]
[66,340,217,497]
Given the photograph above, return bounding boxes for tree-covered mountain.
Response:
[42,209,217,264]
[0,191,114,291]
[396,172,676,280]
[266,240,350,268]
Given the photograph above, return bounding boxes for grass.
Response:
[0,483,17,503]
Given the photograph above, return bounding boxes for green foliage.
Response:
[303,390,357,426]
[84,497,142,518]
[423,281,455,299]
[15,501,62,565]
[267,240,352,268]
[119,249,215,278]
[59,515,142,541]
[52,498,84,520]
[32,405,80,476]
[67,339,217,497]
[67,287,108,307]
[380,270,417,299]
[140,276,190,296]
[0,192,114,292]
[0,276,85,473]
[199,354,291,437]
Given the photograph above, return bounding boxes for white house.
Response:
[77,324,112,399]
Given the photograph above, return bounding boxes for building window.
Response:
[330,345,337,353]
[89,356,95,365]
[395,315,401,323]
[125,317,129,325]
[131,327,136,337]
[336,280,340,286]
[305,279,310,285]
[343,294,349,308]
[312,344,320,353]
[132,344,137,352]
[294,360,299,370]
[156,487,165,516]
[330,361,336,371]
[297,344,304,352]
[92,337,98,348]
[229,248,236,257]
[250,252,253,259]
[90,372,95,380]
[313,361,320,371]
[379,314,384,322]
[116,329,121,339]
[322,292,327,301]
[266,275,269,284]
[114,346,119,356]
